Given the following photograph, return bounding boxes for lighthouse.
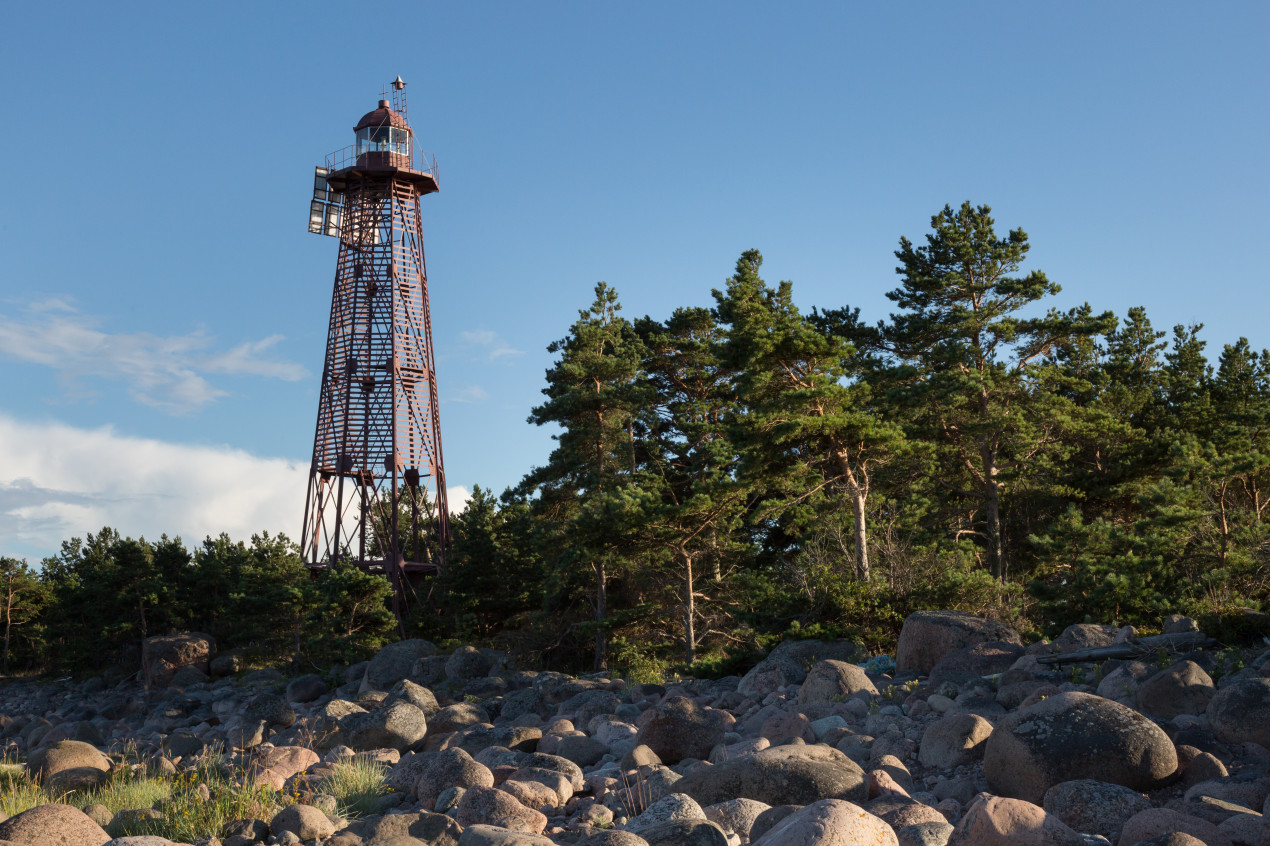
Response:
[301,79,450,619]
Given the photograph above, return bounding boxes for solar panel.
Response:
[308,166,345,237]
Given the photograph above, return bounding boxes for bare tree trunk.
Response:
[593,560,608,672]
[1218,482,1230,568]
[851,489,870,582]
[834,445,872,583]
[681,547,696,665]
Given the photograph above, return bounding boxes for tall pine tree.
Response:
[523,282,648,670]
[883,203,1113,579]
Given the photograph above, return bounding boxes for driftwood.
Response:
[1035,631,1216,665]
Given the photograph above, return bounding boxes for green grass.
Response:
[318,757,391,819]
[0,746,297,843]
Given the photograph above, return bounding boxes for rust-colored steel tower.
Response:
[302,79,450,615]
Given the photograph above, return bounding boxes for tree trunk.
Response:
[1217,482,1230,568]
[681,548,696,665]
[851,488,870,582]
[834,446,871,583]
[3,591,10,676]
[593,560,608,672]
[985,473,1005,580]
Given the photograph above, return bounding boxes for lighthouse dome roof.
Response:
[354,100,411,133]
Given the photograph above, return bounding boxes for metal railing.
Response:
[325,143,438,181]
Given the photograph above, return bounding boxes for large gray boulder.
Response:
[431,701,490,734]
[362,638,438,692]
[675,744,866,807]
[1050,623,1118,653]
[1135,661,1215,720]
[638,819,729,846]
[0,803,110,845]
[271,804,336,841]
[351,810,462,845]
[385,678,441,717]
[896,611,1021,675]
[625,793,707,835]
[1042,779,1151,842]
[242,691,296,728]
[141,632,215,688]
[737,656,806,700]
[750,799,897,845]
[702,798,771,841]
[285,673,328,703]
[918,712,993,769]
[416,748,495,809]
[446,645,494,681]
[797,660,878,705]
[1205,677,1270,748]
[634,696,729,765]
[337,700,428,751]
[928,641,1025,686]
[26,740,111,791]
[947,795,1085,845]
[983,692,1177,804]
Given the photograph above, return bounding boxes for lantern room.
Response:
[354,99,412,168]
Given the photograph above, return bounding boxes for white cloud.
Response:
[460,328,523,361]
[204,335,308,381]
[27,297,77,313]
[451,385,489,403]
[0,300,307,414]
[0,414,472,562]
[447,485,473,515]
[460,330,498,346]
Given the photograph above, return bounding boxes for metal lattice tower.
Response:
[302,81,449,617]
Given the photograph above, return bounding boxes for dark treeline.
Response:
[3,202,1267,678]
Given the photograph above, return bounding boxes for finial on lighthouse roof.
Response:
[392,76,406,91]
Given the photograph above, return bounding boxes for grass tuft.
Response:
[0,744,295,842]
[319,756,390,819]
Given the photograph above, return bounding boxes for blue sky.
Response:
[1,2,1267,562]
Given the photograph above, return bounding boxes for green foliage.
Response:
[714,251,902,583]
[319,757,391,819]
[0,557,49,673]
[414,486,546,645]
[611,635,672,685]
[0,748,289,843]
[883,202,1116,580]
[41,528,193,672]
[11,200,1270,677]
[304,559,396,667]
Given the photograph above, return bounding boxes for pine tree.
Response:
[715,250,903,582]
[634,307,751,662]
[883,203,1114,579]
[524,282,648,670]
[431,486,546,640]
[0,558,48,674]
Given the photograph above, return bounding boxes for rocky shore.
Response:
[0,610,1267,846]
